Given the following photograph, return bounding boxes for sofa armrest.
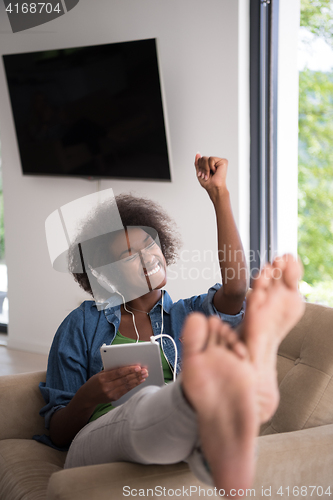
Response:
[253,424,333,494]
[47,424,333,500]
[0,371,47,439]
[47,462,209,500]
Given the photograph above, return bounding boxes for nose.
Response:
[141,250,154,264]
[140,247,157,265]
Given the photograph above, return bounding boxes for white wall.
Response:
[0,0,250,354]
[276,0,300,256]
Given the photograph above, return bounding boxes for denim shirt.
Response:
[34,284,244,449]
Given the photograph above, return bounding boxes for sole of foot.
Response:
[240,254,305,422]
[182,313,258,494]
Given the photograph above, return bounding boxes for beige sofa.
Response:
[1,302,333,500]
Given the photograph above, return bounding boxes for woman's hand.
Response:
[49,365,148,448]
[82,365,148,407]
[195,154,228,195]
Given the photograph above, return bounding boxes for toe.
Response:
[208,316,225,348]
[271,255,286,282]
[233,340,249,360]
[250,264,273,308]
[271,254,303,290]
[224,328,249,359]
[223,328,238,347]
[252,264,273,290]
[182,313,209,356]
[282,254,303,289]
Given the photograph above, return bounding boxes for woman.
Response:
[36,154,249,484]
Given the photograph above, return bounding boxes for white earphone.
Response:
[88,265,117,294]
[89,267,177,378]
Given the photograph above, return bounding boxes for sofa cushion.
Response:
[0,439,66,500]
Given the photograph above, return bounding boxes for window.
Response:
[298,0,333,306]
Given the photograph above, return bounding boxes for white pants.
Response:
[64,379,212,484]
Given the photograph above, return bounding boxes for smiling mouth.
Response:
[144,262,161,277]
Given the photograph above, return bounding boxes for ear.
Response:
[88,265,117,293]
[96,274,117,294]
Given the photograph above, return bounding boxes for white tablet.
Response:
[100,341,165,407]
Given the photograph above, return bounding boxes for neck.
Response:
[124,289,162,314]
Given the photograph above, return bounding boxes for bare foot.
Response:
[182,314,259,494]
[240,254,305,422]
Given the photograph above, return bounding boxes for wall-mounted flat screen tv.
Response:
[3,39,171,181]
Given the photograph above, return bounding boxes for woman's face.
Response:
[109,227,167,297]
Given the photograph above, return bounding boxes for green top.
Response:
[89,331,174,422]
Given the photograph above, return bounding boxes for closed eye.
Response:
[122,252,139,263]
[120,239,157,262]
[144,240,156,251]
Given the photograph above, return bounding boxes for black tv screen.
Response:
[3,39,171,181]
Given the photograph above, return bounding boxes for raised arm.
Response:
[195,154,248,315]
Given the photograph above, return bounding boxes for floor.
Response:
[0,343,48,376]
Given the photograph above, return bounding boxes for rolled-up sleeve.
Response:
[201,283,245,328]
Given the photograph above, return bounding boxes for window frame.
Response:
[250,0,279,273]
